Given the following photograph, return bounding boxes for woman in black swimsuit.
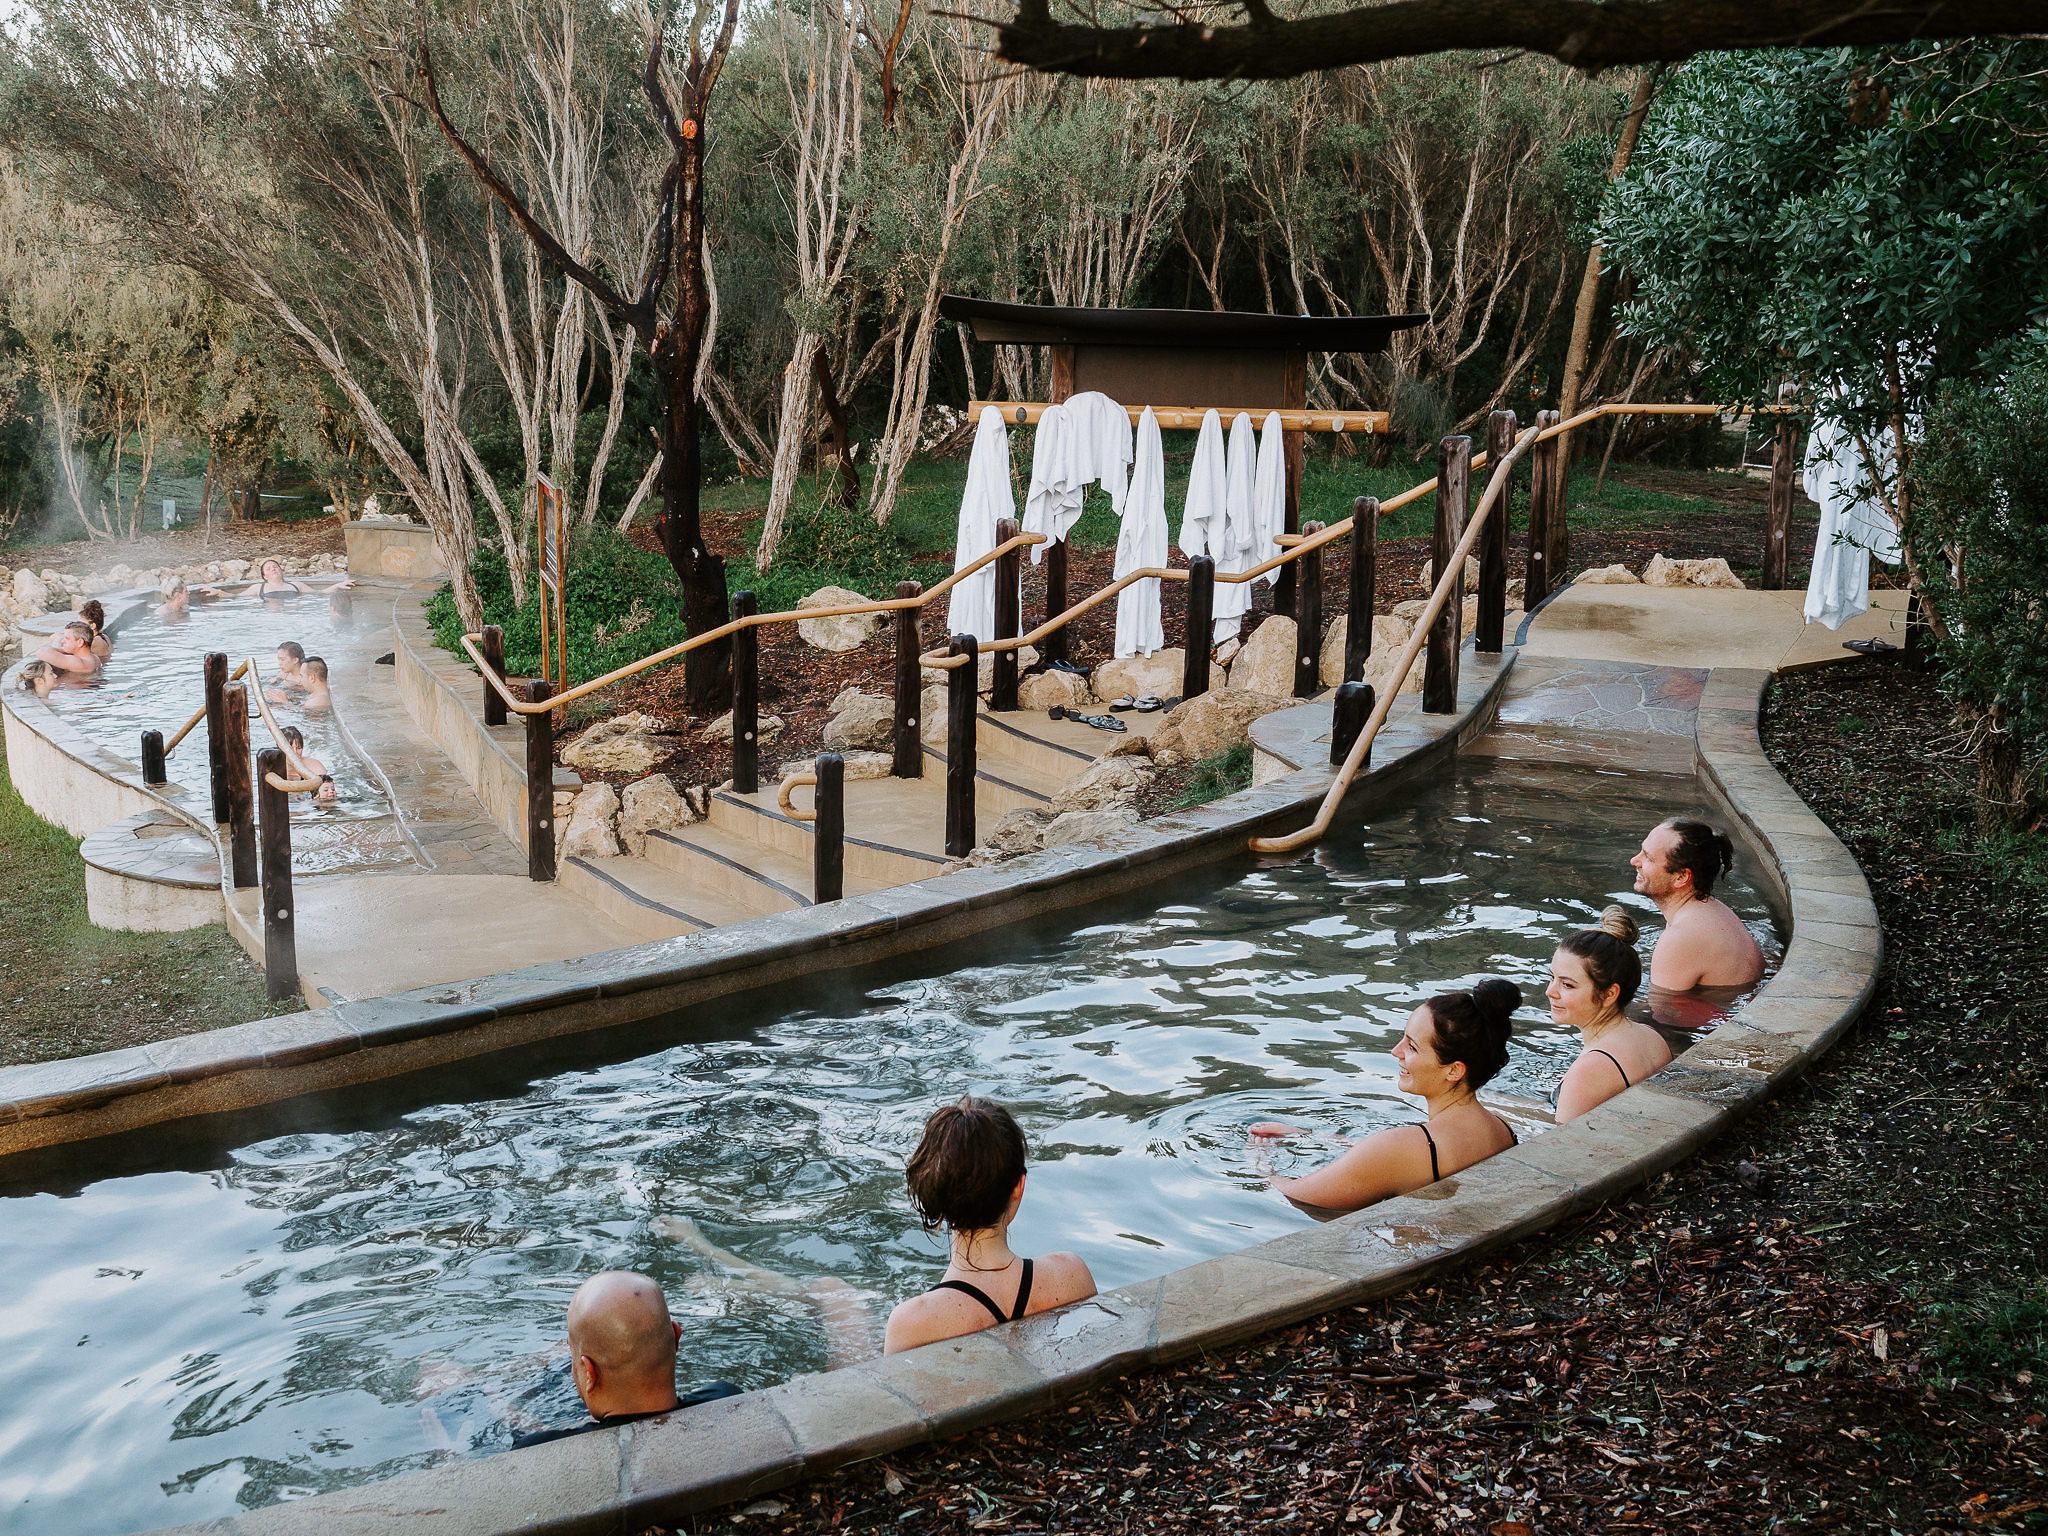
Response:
[1253,980,1523,1214]
[882,1097,1096,1354]
[1547,906,1671,1121]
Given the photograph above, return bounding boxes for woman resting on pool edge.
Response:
[1251,979,1523,1214]
[1549,906,1670,1122]
[883,1097,1096,1354]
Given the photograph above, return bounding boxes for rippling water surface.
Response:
[36,595,407,873]
[0,759,1778,1534]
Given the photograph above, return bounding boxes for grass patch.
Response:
[1932,821,2048,888]
[1930,1286,2048,1386]
[0,727,294,1070]
[1168,741,1253,809]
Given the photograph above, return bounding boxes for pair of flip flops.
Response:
[1842,637,1899,655]
[1048,705,1127,733]
[1107,695,1167,713]
[1046,659,1090,678]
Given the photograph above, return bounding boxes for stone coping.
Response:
[80,809,221,890]
[139,659,1880,1536]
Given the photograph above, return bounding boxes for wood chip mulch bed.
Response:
[675,654,2048,1535]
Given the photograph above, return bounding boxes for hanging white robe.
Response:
[1250,411,1287,587]
[948,406,1015,642]
[1210,412,1260,642]
[1021,402,1081,566]
[1114,407,1168,658]
[1801,412,1904,630]
[1177,409,1227,560]
[1064,390,1134,514]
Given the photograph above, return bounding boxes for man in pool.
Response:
[266,641,307,702]
[298,656,332,711]
[36,623,102,680]
[280,726,337,800]
[510,1271,739,1448]
[1631,817,1766,991]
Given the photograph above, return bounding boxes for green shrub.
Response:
[1169,742,1254,809]
[1930,1286,2048,1387]
[745,497,949,616]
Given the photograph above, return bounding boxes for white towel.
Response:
[1021,401,1081,566]
[1250,411,1287,587]
[1114,407,1168,659]
[948,406,1015,642]
[1801,412,1903,631]
[1065,390,1134,514]
[1177,409,1227,561]
[1210,412,1259,642]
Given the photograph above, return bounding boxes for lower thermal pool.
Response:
[0,759,1779,1534]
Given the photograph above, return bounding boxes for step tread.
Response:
[642,819,823,906]
[565,850,789,928]
[715,778,959,864]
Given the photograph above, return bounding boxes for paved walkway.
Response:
[1519,584,1910,671]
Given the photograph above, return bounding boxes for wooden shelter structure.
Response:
[941,295,1427,623]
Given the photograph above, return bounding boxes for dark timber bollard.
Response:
[525,679,556,881]
[204,651,230,823]
[1478,410,1515,654]
[813,752,845,903]
[1524,410,1561,604]
[731,590,759,796]
[1345,497,1378,684]
[256,746,298,1002]
[893,580,923,778]
[481,624,508,727]
[1424,435,1471,715]
[141,730,167,786]
[1042,542,1069,667]
[1331,681,1374,766]
[1763,420,1796,591]
[1293,522,1324,699]
[945,634,978,858]
[992,518,1021,712]
[1184,556,1215,701]
[1539,409,1568,591]
[222,684,258,888]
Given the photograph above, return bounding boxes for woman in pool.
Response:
[280,726,337,800]
[14,659,55,697]
[231,558,353,599]
[155,577,192,618]
[1252,980,1523,1213]
[1548,906,1670,1122]
[77,600,113,658]
[883,1097,1095,1353]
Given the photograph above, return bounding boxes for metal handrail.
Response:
[161,660,249,755]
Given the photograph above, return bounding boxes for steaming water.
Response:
[0,759,1777,1534]
[35,593,409,874]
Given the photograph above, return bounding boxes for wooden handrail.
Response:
[972,400,1390,434]
[161,660,249,754]
[776,770,817,823]
[242,657,322,784]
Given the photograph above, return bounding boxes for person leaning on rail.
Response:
[1547,907,1670,1122]
[1250,981,1523,1214]
[36,622,102,681]
[280,726,337,801]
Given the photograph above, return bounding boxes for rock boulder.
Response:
[1226,615,1300,698]
[822,690,895,752]
[1050,756,1154,815]
[796,586,880,653]
[1091,650,1191,705]
[1318,613,1415,687]
[700,710,785,744]
[1040,807,1140,849]
[1642,554,1744,589]
[10,569,48,616]
[982,807,1052,857]
[1576,563,1640,585]
[1017,669,1092,711]
[1149,687,1291,763]
[562,711,673,775]
[561,781,621,859]
[619,774,695,855]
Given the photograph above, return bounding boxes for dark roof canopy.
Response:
[939,295,1427,353]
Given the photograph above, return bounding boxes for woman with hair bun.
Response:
[1252,979,1524,1214]
[1548,906,1671,1121]
[882,1097,1095,1354]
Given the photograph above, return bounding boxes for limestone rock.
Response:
[779,750,893,782]
[219,559,250,581]
[796,586,881,653]
[1103,731,1153,759]
[619,774,695,855]
[1318,613,1415,687]
[1017,668,1092,711]
[561,781,622,859]
[1155,687,1290,762]
[984,807,1052,857]
[1390,596,1479,639]
[1642,554,1744,589]
[1226,616,1300,698]
[700,710,785,744]
[1361,638,1426,699]
[822,690,895,752]
[1040,807,1141,849]
[1213,635,1243,667]
[1050,756,1154,815]
[1506,577,1527,611]
[563,710,673,775]
[919,684,949,748]
[1091,650,1188,705]
[10,569,48,616]
[1577,563,1640,584]
[1420,555,1483,588]
[552,789,575,826]
[977,644,1039,694]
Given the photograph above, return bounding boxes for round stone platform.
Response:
[79,808,224,933]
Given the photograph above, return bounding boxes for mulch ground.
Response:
[5,513,347,579]
[673,653,2048,1535]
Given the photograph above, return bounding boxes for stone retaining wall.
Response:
[390,591,536,852]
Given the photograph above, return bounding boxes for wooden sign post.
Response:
[536,475,569,723]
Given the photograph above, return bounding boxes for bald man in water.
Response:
[511,1271,739,1448]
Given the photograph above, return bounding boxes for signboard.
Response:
[535,476,568,714]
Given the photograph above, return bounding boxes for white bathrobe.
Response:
[1178,409,1227,561]
[1022,391,1132,563]
[1801,413,1903,630]
[1066,390,1134,514]
[1210,412,1261,642]
[1113,407,1168,658]
[948,406,1015,642]
[1250,411,1287,587]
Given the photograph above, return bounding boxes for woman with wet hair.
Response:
[1548,906,1671,1121]
[882,1097,1095,1354]
[1253,979,1524,1213]
[231,558,353,599]
[15,658,55,697]
[77,600,113,658]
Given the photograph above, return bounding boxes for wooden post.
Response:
[481,624,507,727]
[256,745,297,1003]
[1525,410,1561,603]
[1763,421,1796,590]
[945,635,977,858]
[731,591,759,795]
[1345,497,1378,684]
[1293,521,1324,698]
[992,518,1021,712]
[1042,542,1069,667]
[222,684,257,888]
[813,751,845,903]
[1541,409,1569,587]
[141,730,167,787]
[1478,410,1515,654]
[1331,681,1374,766]
[893,580,923,778]
[204,651,230,824]
[1424,435,1471,715]
[1184,556,1215,701]
[525,679,556,881]
[1275,348,1307,617]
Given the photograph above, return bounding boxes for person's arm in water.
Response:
[36,642,98,675]
[654,1215,878,1370]
[1267,1124,1435,1213]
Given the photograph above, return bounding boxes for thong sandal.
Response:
[1108,696,1139,712]
[1131,695,1165,713]
[1051,706,1127,732]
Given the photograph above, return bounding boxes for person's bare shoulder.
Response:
[1031,1251,1097,1310]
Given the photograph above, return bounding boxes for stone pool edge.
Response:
[136,663,1879,1536]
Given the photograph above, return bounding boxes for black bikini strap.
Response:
[1591,1046,1631,1088]
[1418,1124,1440,1183]
[1494,1111,1519,1147]
[1011,1258,1034,1320]
[931,1279,1007,1325]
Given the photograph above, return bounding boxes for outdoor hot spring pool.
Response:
[0,759,1780,1534]
[36,591,409,874]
